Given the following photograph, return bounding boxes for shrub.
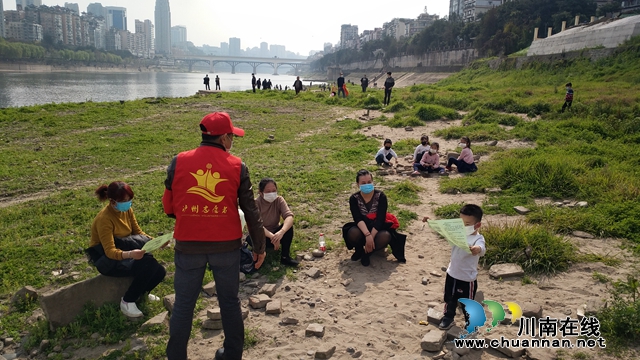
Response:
[465,108,522,126]
[387,116,424,128]
[434,123,512,141]
[434,203,465,219]
[597,274,640,349]
[385,181,422,205]
[384,101,408,112]
[415,105,460,121]
[480,222,576,275]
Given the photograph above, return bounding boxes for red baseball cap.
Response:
[199,112,245,137]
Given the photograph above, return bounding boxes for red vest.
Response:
[169,146,243,241]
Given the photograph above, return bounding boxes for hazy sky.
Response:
[2,0,450,55]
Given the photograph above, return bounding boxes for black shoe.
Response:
[214,347,225,360]
[281,257,299,267]
[438,317,454,330]
[361,253,371,267]
[351,249,364,261]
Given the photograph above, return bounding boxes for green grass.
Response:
[434,203,464,219]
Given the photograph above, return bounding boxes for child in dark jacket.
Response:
[562,82,573,112]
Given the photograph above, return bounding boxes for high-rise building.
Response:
[64,3,80,14]
[105,6,127,31]
[0,0,5,38]
[269,44,285,58]
[220,42,229,55]
[155,0,171,55]
[463,0,505,22]
[135,19,154,57]
[16,0,42,11]
[229,37,241,56]
[340,24,358,49]
[87,3,105,18]
[449,0,464,20]
[260,42,269,57]
[171,25,186,44]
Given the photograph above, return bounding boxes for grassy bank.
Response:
[2,36,640,357]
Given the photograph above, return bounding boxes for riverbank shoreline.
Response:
[0,62,177,74]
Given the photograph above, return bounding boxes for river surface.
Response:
[0,72,311,108]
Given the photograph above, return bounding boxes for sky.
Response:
[2,0,450,55]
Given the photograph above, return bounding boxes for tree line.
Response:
[0,38,123,64]
[313,0,602,70]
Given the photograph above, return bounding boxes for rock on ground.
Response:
[421,329,446,352]
[207,308,221,320]
[202,281,216,296]
[305,323,325,337]
[259,284,277,297]
[488,263,524,279]
[141,311,168,330]
[513,206,531,215]
[11,286,38,306]
[306,267,321,279]
[265,300,282,315]
[522,302,543,318]
[314,345,336,359]
[249,294,272,309]
[164,294,176,313]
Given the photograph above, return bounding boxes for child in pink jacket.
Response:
[446,137,477,173]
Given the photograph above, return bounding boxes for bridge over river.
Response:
[174,55,311,74]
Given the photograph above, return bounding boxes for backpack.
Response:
[240,241,257,274]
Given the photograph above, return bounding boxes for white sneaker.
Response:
[148,294,160,301]
[120,298,143,318]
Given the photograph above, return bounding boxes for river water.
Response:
[0,72,310,108]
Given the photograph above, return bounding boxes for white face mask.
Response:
[459,143,467,148]
[429,148,437,154]
[465,225,477,236]
[263,192,278,203]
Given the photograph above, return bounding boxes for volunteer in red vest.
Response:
[163,112,266,360]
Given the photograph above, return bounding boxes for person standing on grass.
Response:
[446,136,477,173]
[293,76,303,95]
[88,181,166,319]
[562,82,573,112]
[383,72,395,106]
[361,75,369,92]
[251,74,257,93]
[422,204,486,330]
[337,73,346,98]
[256,77,262,90]
[246,178,299,267]
[163,112,266,360]
[215,75,221,90]
[204,74,211,91]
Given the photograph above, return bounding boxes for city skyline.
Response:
[1,0,449,54]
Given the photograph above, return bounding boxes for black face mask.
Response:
[421,141,428,146]
[384,146,391,150]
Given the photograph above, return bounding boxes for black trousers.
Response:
[384,88,392,105]
[246,224,294,259]
[443,273,478,320]
[562,100,572,112]
[447,158,477,173]
[252,85,256,93]
[205,84,210,90]
[103,254,166,302]
[216,83,220,90]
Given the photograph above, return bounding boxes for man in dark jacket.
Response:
[293,76,303,95]
[215,75,221,90]
[204,74,210,90]
[383,72,395,106]
[360,75,369,92]
[337,73,345,98]
[251,74,256,93]
[164,112,266,360]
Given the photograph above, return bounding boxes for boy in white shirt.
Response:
[413,135,431,163]
[375,138,398,167]
[426,204,486,330]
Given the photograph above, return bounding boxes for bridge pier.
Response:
[209,61,214,72]
[188,63,193,72]
[272,63,279,75]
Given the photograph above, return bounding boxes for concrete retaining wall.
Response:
[339,48,478,73]
[489,48,618,70]
[529,15,640,56]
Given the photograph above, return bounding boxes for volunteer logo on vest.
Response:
[187,163,228,203]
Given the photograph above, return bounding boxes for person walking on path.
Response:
[204,74,211,91]
[163,112,266,360]
[251,74,257,93]
[293,76,303,95]
[383,72,395,106]
[215,75,221,90]
[337,73,346,98]
[562,82,573,112]
[360,75,369,92]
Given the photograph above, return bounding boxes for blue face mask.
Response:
[114,200,132,212]
[359,184,374,194]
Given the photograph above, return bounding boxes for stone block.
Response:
[572,231,595,239]
[259,284,277,297]
[486,333,525,358]
[489,263,524,279]
[427,307,444,325]
[306,267,321,279]
[486,140,498,146]
[522,302,543,318]
[202,281,216,296]
[249,294,272,309]
[305,323,325,337]
[576,201,588,207]
[207,307,221,320]
[39,275,133,330]
[446,325,465,341]
[513,206,531,215]
[265,300,282,315]
[312,249,325,257]
[447,152,460,159]
[421,329,446,352]
[526,348,557,360]
[11,286,38,306]
[280,317,299,325]
[239,272,246,282]
[202,319,223,330]
[315,345,336,359]
[164,294,176,313]
[141,311,168,330]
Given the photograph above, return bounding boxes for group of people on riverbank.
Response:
[87,109,485,359]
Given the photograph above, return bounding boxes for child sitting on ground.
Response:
[375,139,398,167]
[446,136,477,173]
[412,142,443,175]
[422,204,486,330]
[413,135,431,164]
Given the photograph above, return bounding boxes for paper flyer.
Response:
[141,232,173,252]
[427,219,472,253]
